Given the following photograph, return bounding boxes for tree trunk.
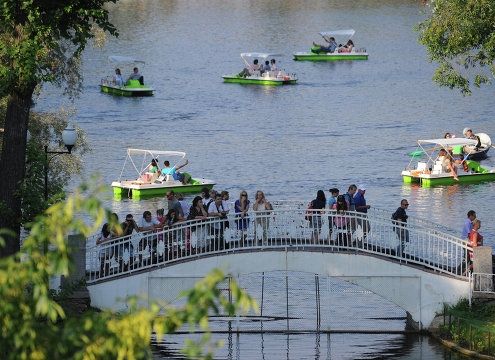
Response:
[0,89,35,258]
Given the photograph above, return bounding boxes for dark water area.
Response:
[35,0,493,357]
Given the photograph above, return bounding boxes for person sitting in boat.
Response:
[438,149,459,181]
[270,59,277,71]
[127,67,144,85]
[463,128,482,150]
[238,59,261,78]
[161,159,189,183]
[338,40,354,53]
[312,36,338,54]
[113,68,124,86]
[260,60,271,74]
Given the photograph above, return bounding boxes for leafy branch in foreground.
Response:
[0,183,257,359]
[417,0,495,95]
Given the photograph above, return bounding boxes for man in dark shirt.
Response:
[392,199,409,255]
[121,213,139,236]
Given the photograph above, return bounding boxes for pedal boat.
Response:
[100,56,154,97]
[111,149,214,199]
[223,53,297,85]
[401,138,495,187]
[293,29,368,61]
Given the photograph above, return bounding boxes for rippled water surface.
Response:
[36,1,493,357]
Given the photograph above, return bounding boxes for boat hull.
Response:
[100,84,154,97]
[293,52,368,61]
[222,76,297,85]
[402,161,495,187]
[112,178,214,199]
[466,148,489,161]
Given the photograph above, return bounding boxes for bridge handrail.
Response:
[87,208,470,284]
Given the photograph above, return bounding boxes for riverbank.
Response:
[429,299,495,359]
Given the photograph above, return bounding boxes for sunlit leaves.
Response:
[418,0,495,95]
[0,186,257,359]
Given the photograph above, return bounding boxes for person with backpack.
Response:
[392,199,410,256]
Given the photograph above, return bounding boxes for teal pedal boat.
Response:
[294,29,368,61]
[401,138,495,187]
[100,56,154,97]
[112,149,214,200]
[223,53,297,85]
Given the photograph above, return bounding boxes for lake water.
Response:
[36,0,493,358]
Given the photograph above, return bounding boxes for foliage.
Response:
[0,98,90,223]
[0,183,257,359]
[443,299,495,355]
[0,0,118,98]
[417,0,495,95]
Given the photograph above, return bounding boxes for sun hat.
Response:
[463,127,471,135]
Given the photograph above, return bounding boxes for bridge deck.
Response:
[86,207,471,284]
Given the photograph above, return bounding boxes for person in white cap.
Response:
[354,185,370,213]
[463,128,482,149]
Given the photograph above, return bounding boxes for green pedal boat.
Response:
[223,53,297,85]
[112,149,215,200]
[401,138,495,187]
[100,56,154,97]
[294,29,368,61]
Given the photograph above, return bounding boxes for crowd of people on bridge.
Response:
[97,184,481,273]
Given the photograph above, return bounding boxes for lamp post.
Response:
[44,125,77,200]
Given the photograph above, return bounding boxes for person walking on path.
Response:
[392,199,409,256]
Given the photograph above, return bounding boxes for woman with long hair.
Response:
[234,191,250,244]
[253,190,273,245]
[308,190,326,243]
[188,196,209,250]
[332,195,351,246]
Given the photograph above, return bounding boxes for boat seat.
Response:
[432,164,443,175]
[416,162,427,171]
[126,79,141,87]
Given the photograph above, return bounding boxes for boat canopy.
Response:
[241,52,283,59]
[319,29,355,38]
[127,148,186,158]
[117,149,187,180]
[108,55,146,65]
[418,138,478,147]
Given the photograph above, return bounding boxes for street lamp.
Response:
[44,125,77,200]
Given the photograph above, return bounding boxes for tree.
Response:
[0,0,118,257]
[417,0,495,95]
[0,185,257,359]
[0,98,90,223]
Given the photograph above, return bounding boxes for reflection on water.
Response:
[154,333,469,360]
[152,271,467,359]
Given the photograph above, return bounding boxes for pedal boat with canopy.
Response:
[222,53,297,85]
[401,138,495,187]
[100,56,154,97]
[111,149,215,199]
[293,30,368,61]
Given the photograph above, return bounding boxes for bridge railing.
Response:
[86,208,470,283]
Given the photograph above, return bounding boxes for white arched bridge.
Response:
[86,204,475,329]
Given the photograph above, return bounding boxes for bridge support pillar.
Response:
[60,234,90,314]
[473,246,493,293]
